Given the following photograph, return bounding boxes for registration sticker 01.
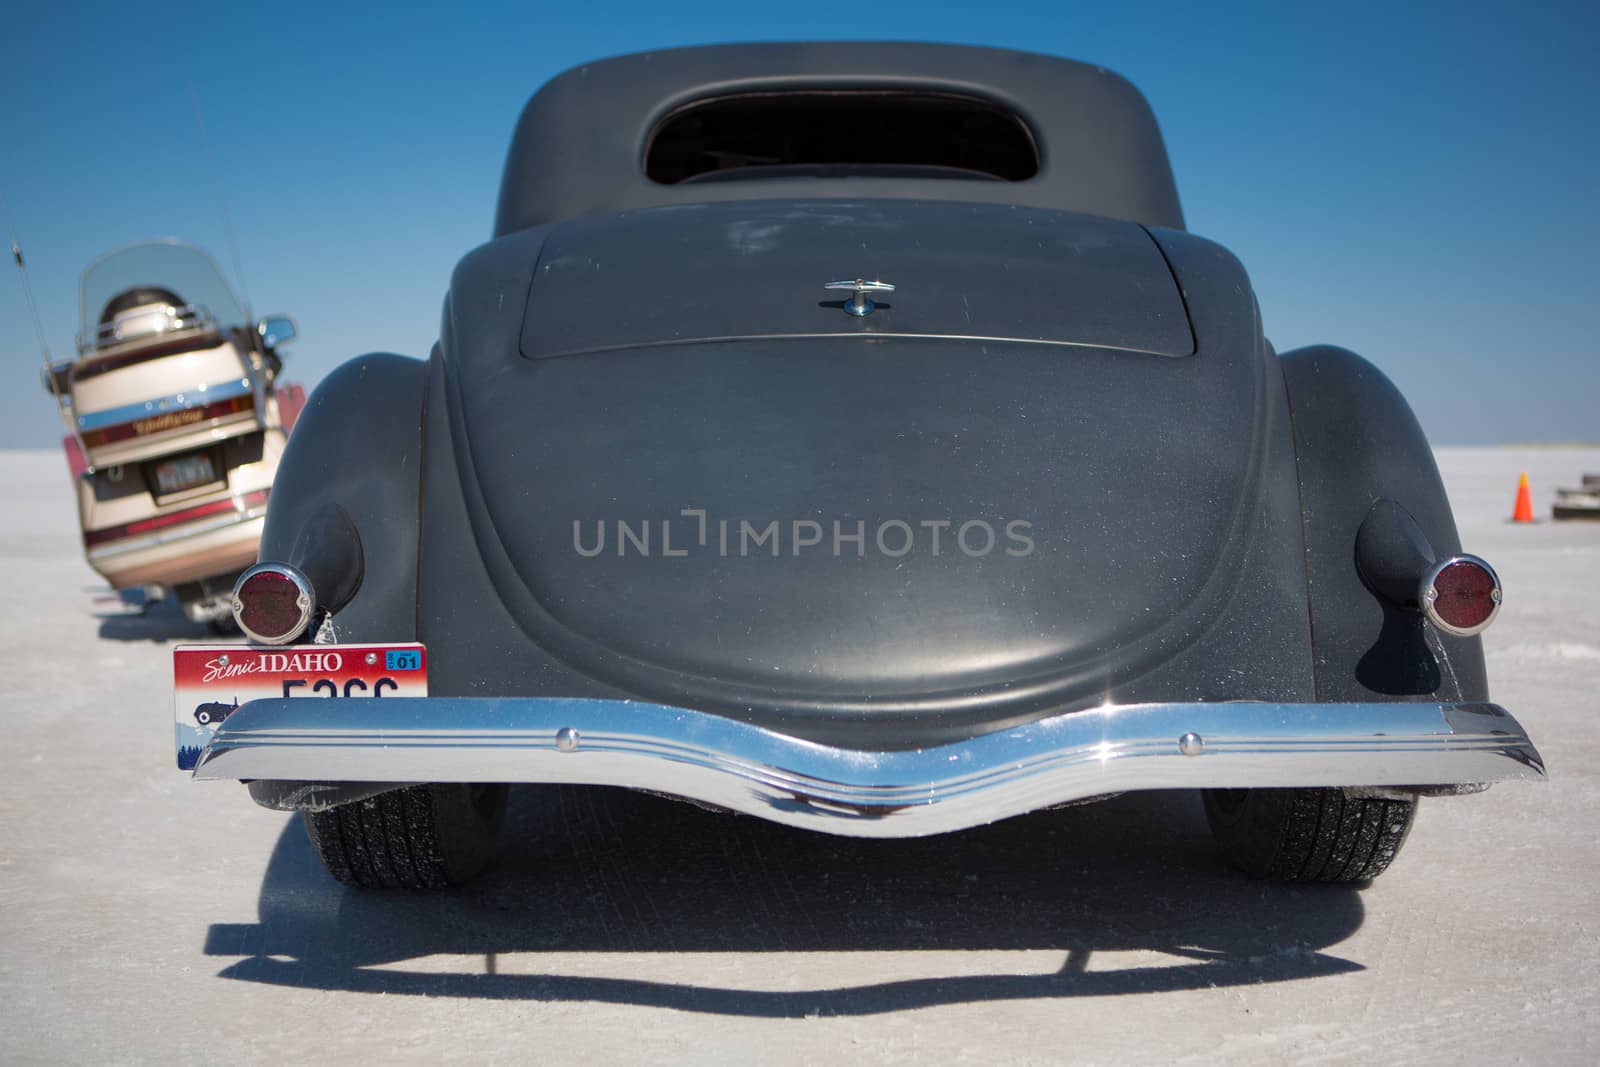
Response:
[173,643,427,770]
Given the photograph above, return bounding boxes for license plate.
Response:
[153,451,218,495]
[173,643,427,770]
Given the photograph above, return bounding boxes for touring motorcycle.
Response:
[43,239,302,623]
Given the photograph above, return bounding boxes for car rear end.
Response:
[171,42,1544,887]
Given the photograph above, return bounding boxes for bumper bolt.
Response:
[1178,732,1204,757]
[556,727,580,753]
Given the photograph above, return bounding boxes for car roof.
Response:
[493,41,1185,236]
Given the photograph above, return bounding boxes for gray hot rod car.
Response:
[176,42,1543,889]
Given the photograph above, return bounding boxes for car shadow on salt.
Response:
[92,590,214,642]
[204,786,1367,1016]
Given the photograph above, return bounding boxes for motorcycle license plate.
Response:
[173,643,427,770]
[152,451,218,495]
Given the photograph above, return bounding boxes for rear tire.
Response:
[1202,787,1416,883]
[302,783,508,889]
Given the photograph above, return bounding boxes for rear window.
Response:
[645,90,1040,185]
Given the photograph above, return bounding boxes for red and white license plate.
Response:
[173,643,427,770]
[152,450,219,495]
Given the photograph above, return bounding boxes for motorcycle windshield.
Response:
[78,241,245,349]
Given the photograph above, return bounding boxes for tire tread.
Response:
[1204,787,1417,884]
[302,784,506,889]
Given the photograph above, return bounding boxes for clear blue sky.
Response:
[4,0,1596,447]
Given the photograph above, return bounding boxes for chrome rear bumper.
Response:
[193,698,1545,837]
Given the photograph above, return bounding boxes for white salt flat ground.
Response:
[0,446,1595,1065]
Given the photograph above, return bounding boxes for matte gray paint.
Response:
[353,206,1319,749]
[258,43,1484,753]
[495,42,1185,236]
[520,201,1194,359]
[1279,345,1489,702]
[256,354,425,642]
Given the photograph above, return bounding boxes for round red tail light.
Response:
[1420,555,1501,637]
[232,563,316,645]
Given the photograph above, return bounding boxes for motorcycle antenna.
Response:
[185,69,253,320]
[3,189,56,370]
[3,189,88,460]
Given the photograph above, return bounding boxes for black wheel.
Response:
[1202,787,1417,883]
[302,783,508,889]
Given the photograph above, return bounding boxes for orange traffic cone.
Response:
[1512,472,1535,523]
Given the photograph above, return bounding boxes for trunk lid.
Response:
[452,202,1270,710]
[521,200,1193,358]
